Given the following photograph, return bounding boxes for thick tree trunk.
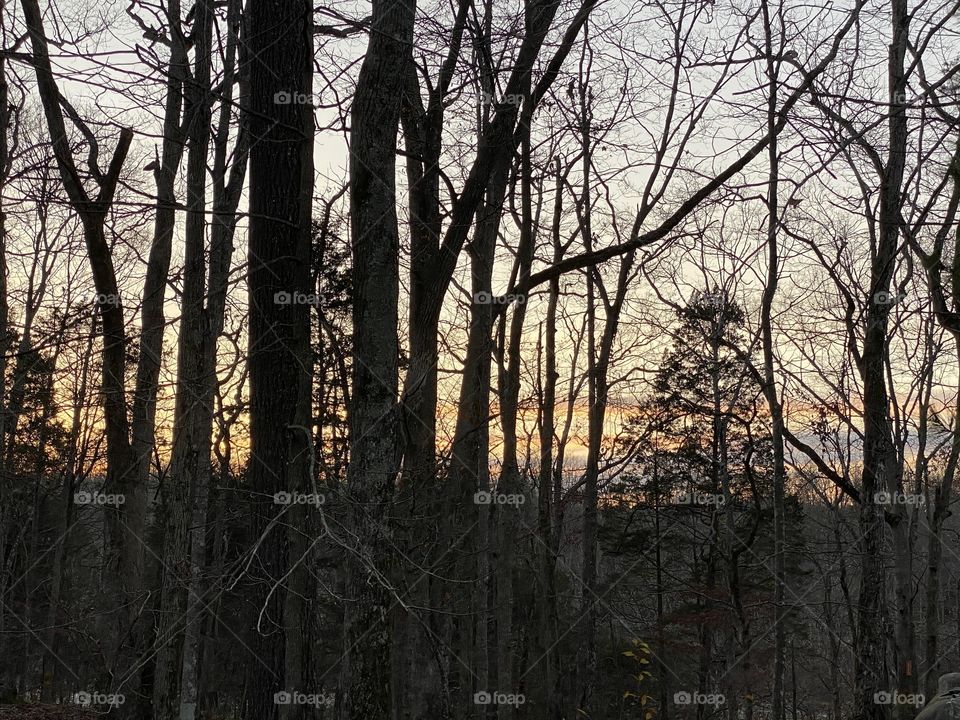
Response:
[343,1,413,717]
[243,1,314,718]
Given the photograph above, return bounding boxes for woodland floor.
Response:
[0,704,96,720]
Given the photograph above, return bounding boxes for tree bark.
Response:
[178,2,249,715]
[243,0,314,718]
[343,1,413,717]
[153,1,215,717]
[0,48,13,472]
[853,0,909,716]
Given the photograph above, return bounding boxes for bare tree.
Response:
[21,0,138,662]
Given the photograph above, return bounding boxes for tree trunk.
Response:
[853,0,908,715]
[0,50,9,471]
[923,337,960,698]
[758,8,787,717]
[534,156,564,720]
[128,0,190,603]
[342,1,413,717]
[21,0,139,697]
[179,1,248,715]
[153,1,214,717]
[447,141,510,720]
[489,60,536,719]
[576,67,599,718]
[243,0,314,718]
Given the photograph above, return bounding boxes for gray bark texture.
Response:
[343,1,414,718]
